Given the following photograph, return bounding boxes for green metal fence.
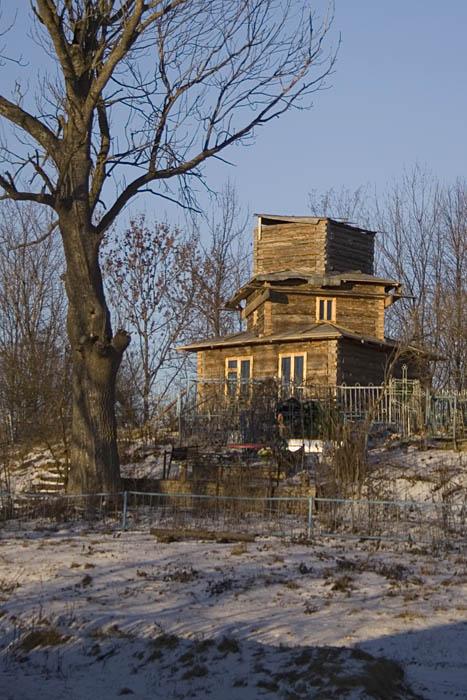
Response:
[2,489,465,547]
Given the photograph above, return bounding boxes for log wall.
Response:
[254,220,327,274]
[326,221,374,274]
[337,340,421,384]
[269,291,312,333]
[198,340,338,385]
[253,219,375,276]
[244,288,387,338]
[335,295,385,339]
[337,340,389,385]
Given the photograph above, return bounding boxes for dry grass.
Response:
[150,527,254,543]
[395,609,426,621]
[217,636,240,654]
[18,626,70,652]
[230,542,248,556]
[330,575,355,593]
[90,624,134,641]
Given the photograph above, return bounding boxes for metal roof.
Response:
[253,270,400,286]
[226,270,401,308]
[254,214,377,235]
[178,322,399,352]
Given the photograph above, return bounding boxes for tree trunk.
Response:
[66,336,123,494]
[61,214,130,494]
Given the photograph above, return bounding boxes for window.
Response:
[278,353,306,389]
[316,297,335,322]
[225,356,252,397]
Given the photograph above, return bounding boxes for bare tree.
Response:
[375,166,443,346]
[308,167,467,390]
[308,184,372,225]
[0,0,336,492]
[103,216,197,425]
[436,180,467,390]
[0,201,69,443]
[189,182,250,338]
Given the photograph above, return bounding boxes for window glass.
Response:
[319,299,325,320]
[226,371,237,396]
[240,359,251,380]
[317,298,334,321]
[239,359,251,396]
[225,357,252,396]
[281,356,291,383]
[294,355,304,385]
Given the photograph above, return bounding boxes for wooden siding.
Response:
[254,220,327,275]
[197,351,205,377]
[326,221,374,274]
[253,219,375,276]
[269,291,311,333]
[244,287,387,338]
[246,300,266,334]
[337,340,389,385]
[337,340,422,385]
[198,340,338,385]
[335,295,385,339]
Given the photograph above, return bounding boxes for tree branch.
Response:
[0,173,55,207]
[0,96,59,159]
[90,99,111,210]
[35,0,76,84]
[8,218,59,250]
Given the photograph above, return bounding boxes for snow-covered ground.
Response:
[3,443,178,494]
[368,445,467,503]
[1,527,466,699]
[4,441,467,504]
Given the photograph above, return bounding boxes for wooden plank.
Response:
[242,287,271,320]
[254,220,328,275]
[326,221,374,275]
[201,339,337,384]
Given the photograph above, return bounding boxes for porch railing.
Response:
[178,378,466,445]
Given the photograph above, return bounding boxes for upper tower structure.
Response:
[254,215,375,276]
[179,212,435,389]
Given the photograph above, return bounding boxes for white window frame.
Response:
[278,352,307,384]
[224,356,253,396]
[316,296,336,322]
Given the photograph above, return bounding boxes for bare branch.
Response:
[34,0,76,84]
[0,96,59,159]
[8,218,59,250]
[0,172,54,207]
[90,99,111,209]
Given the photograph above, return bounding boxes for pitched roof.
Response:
[178,321,398,352]
[226,269,401,308]
[254,270,400,286]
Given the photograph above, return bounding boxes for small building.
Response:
[179,214,426,392]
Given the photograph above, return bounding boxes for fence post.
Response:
[307,496,314,539]
[453,394,458,450]
[122,491,128,531]
[425,388,431,435]
[177,391,182,446]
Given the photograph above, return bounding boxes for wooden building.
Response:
[179,215,427,391]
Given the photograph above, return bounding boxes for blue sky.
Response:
[216,0,467,217]
[163,0,467,222]
[0,1,466,226]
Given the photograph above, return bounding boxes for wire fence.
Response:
[0,491,123,531]
[312,497,466,544]
[2,489,464,548]
[122,491,467,546]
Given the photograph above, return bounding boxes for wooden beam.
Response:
[241,287,271,319]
